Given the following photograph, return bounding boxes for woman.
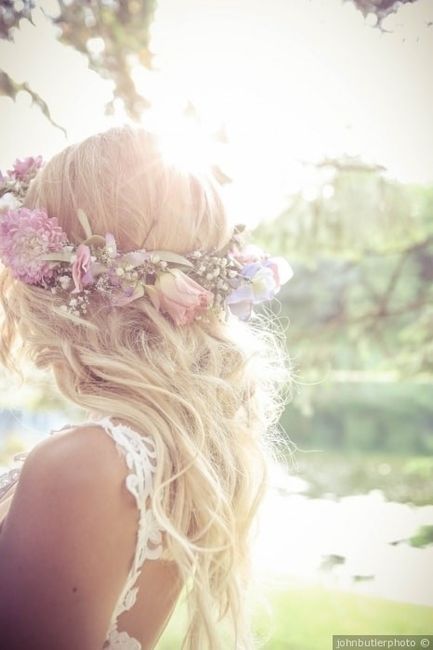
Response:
[0,125,294,650]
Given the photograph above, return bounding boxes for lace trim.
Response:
[0,454,26,502]
[93,416,165,647]
[103,628,141,650]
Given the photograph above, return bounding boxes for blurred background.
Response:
[0,0,432,647]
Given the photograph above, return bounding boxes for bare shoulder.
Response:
[24,423,131,489]
[1,421,140,566]
[0,423,138,650]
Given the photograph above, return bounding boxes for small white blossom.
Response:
[59,275,71,289]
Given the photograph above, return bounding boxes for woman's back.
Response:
[0,126,293,649]
[0,417,184,650]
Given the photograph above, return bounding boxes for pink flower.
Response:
[71,244,93,293]
[0,207,68,284]
[148,268,214,326]
[263,256,293,289]
[230,244,266,264]
[7,156,43,181]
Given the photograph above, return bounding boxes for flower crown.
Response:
[0,155,293,327]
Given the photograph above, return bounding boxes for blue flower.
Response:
[226,256,293,320]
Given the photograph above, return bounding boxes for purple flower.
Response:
[110,285,145,307]
[231,243,266,264]
[226,256,293,320]
[0,207,68,284]
[7,156,43,181]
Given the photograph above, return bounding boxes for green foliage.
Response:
[281,382,433,456]
[0,0,156,129]
[290,451,433,506]
[252,585,433,649]
[156,583,433,649]
[52,0,156,119]
[409,524,433,548]
[254,159,433,383]
[1,1,428,133]
[0,69,67,135]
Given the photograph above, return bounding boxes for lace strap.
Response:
[93,416,165,633]
[0,456,25,502]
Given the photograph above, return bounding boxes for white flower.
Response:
[59,275,71,289]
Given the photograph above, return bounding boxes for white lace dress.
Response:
[0,415,167,650]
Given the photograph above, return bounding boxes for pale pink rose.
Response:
[148,268,214,326]
[71,243,93,293]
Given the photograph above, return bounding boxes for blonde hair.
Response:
[0,125,294,649]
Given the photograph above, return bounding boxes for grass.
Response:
[156,583,433,649]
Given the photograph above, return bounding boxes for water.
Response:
[252,462,433,607]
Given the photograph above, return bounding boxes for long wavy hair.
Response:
[0,125,294,649]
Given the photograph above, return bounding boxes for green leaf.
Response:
[77,208,93,240]
[150,251,194,267]
[37,251,73,262]
[143,284,160,309]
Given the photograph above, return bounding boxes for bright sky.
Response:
[0,0,432,227]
